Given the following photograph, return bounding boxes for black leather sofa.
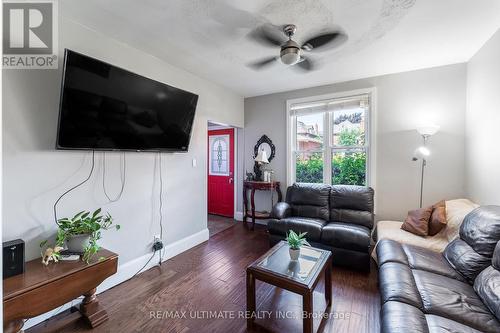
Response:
[377,206,500,333]
[267,183,374,271]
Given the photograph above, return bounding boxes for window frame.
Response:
[286,88,377,189]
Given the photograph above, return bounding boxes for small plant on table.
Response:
[286,230,310,261]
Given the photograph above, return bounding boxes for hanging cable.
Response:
[158,152,164,264]
[53,150,95,224]
[102,151,126,202]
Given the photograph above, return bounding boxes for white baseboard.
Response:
[23,228,209,330]
[234,211,243,221]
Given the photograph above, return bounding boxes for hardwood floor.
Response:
[29,223,380,333]
[207,214,236,237]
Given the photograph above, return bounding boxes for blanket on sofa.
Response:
[372,199,479,262]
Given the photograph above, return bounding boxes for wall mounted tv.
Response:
[56,49,199,152]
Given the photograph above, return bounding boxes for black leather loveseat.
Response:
[377,206,500,333]
[267,183,374,271]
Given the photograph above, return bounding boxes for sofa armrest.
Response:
[271,202,292,220]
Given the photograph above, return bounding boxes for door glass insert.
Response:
[209,134,230,176]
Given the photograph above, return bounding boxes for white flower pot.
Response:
[289,247,300,261]
[66,234,90,253]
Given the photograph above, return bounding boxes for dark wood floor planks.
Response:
[207,214,236,237]
[29,222,380,333]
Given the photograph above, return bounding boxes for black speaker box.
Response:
[3,239,25,279]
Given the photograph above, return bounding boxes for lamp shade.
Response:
[254,149,269,164]
[417,124,440,137]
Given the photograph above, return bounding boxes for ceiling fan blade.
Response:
[294,57,314,72]
[301,31,347,52]
[248,24,285,47]
[248,57,278,70]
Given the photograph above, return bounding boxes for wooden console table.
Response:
[243,181,282,230]
[3,248,118,333]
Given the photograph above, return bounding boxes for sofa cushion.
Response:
[377,239,410,266]
[443,206,500,284]
[412,269,500,332]
[474,242,500,322]
[286,183,330,221]
[474,266,500,322]
[460,206,500,256]
[425,315,485,333]
[444,239,492,284]
[402,243,466,282]
[379,262,423,309]
[330,185,374,228]
[267,217,327,242]
[381,301,429,333]
[320,222,370,252]
[376,239,465,282]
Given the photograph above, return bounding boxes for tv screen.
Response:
[56,49,199,152]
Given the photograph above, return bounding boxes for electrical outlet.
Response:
[153,235,164,252]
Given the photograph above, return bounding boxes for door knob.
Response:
[229,178,233,184]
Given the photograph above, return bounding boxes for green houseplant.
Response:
[54,208,120,262]
[285,230,310,260]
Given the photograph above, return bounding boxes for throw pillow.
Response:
[429,200,447,236]
[401,206,433,236]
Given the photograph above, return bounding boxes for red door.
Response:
[208,128,234,217]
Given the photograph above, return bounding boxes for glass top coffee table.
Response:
[246,241,332,333]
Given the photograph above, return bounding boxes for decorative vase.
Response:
[66,234,90,253]
[289,247,300,261]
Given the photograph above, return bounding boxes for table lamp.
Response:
[254,148,269,181]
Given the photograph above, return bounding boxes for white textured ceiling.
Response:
[62,0,500,97]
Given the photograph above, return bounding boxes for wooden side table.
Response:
[3,248,118,333]
[243,181,282,230]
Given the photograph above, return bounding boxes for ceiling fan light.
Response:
[281,53,299,65]
[280,45,300,65]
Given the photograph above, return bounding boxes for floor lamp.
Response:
[412,124,440,208]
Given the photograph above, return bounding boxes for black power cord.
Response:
[157,152,164,264]
[102,151,126,203]
[53,150,96,224]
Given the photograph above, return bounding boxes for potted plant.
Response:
[285,230,310,261]
[54,208,120,262]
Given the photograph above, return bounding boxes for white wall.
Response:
[243,64,466,221]
[465,29,500,205]
[3,17,243,265]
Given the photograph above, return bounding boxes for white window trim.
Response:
[286,88,377,191]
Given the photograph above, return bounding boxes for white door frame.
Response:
[208,121,239,221]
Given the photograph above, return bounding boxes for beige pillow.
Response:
[437,199,479,241]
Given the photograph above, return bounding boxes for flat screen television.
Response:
[56,49,199,152]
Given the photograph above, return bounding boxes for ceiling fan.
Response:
[248,24,347,72]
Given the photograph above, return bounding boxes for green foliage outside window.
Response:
[332,151,366,186]
[296,153,323,183]
[296,128,367,185]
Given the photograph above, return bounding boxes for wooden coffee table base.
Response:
[246,253,332,333]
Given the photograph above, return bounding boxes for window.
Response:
[287,91,373,186]
[209,135,230,176]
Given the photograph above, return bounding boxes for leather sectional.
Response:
[377,206,500,333]
[267,183,374,271]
